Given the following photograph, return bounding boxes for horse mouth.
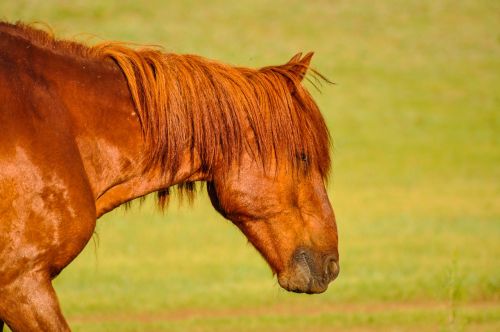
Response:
[277,274,331,294]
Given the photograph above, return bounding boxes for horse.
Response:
[0,22,339,331]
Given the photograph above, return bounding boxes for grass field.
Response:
[2,0,499,331]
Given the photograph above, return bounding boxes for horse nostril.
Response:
[325,256,340,281]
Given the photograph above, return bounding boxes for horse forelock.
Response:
[3,22,332,206]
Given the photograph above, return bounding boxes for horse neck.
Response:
[50,54,206,216]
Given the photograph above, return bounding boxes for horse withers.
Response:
[0,22,339,330]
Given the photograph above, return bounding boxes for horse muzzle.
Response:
[277,248,339,294]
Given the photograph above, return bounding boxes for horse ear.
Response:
[288,52,303,63]
[287,52,314,81]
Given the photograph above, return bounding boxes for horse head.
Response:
[206,53,339,293]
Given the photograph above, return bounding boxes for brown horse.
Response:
[0,22,339,331]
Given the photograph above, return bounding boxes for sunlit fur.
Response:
[2,22,331,207]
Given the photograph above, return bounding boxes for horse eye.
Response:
[299,153,308,162]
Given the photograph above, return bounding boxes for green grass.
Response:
[2,0,499,331]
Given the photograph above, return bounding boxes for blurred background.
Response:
[2,0,498,331]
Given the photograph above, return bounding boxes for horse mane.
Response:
[2,21,331,206]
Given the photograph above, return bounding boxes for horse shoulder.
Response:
[0,38,97,281]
